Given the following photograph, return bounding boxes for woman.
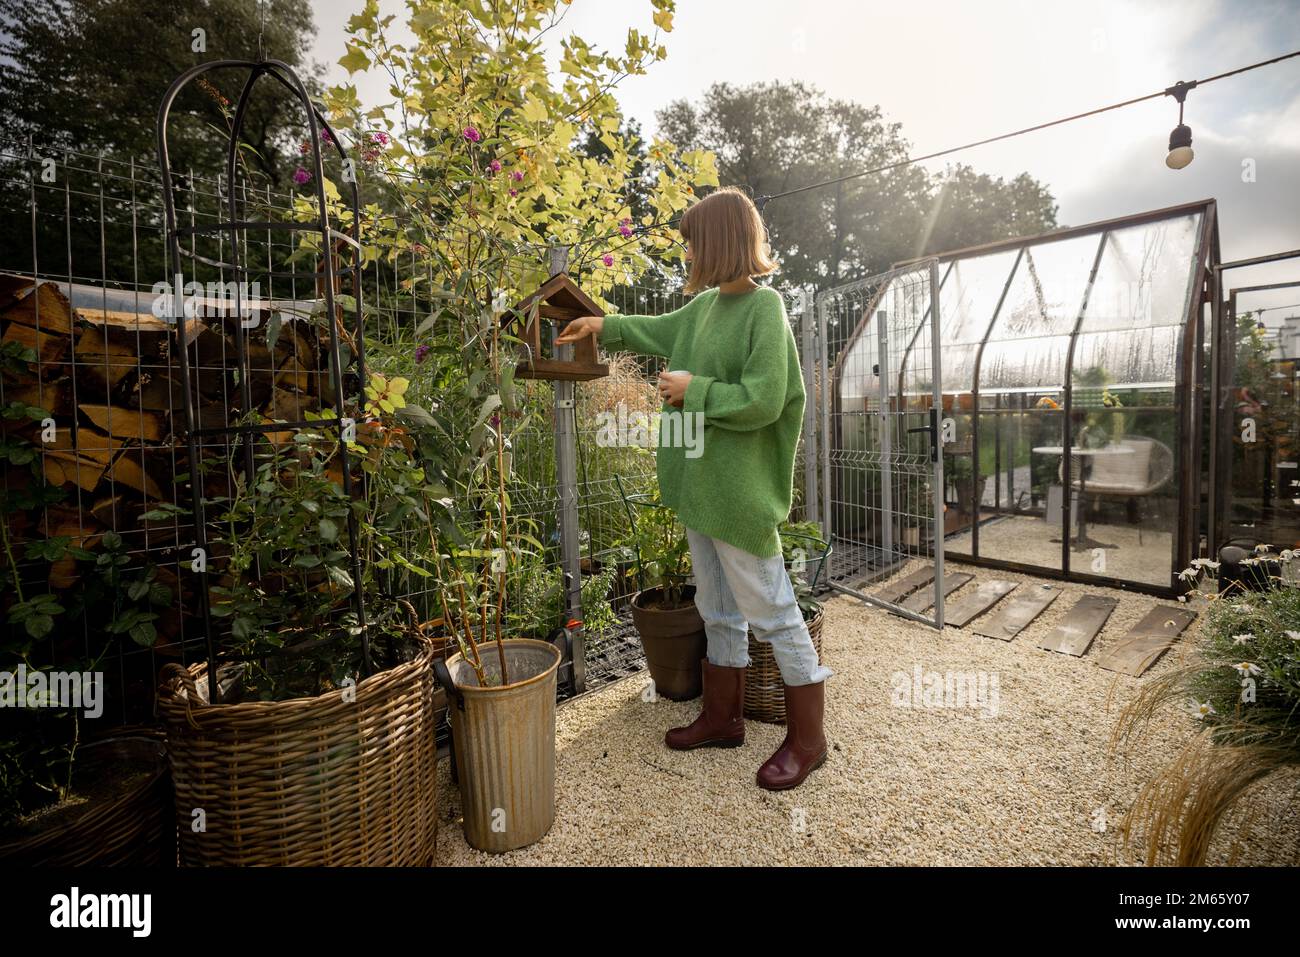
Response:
[556,186,831,790]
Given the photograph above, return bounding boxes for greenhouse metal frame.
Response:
[825,199,1220,597]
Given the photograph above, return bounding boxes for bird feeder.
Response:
[509,271,608,381]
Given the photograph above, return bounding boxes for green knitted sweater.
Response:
[599,286,805,558]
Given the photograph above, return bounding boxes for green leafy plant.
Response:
[502,547,618,646]
[1,356,173,828]
[616,478,692,609]
[780,519,828,619]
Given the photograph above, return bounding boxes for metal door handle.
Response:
[907,408,940,462]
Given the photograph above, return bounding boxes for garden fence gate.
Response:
[806,260,947,627]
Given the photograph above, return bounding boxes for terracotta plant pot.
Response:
[630,584,706,701]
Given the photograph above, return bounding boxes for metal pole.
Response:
[548,244,582,634]
[929,260,945,629]
[800,284,819,526]
[877,309,894,562]
[818,294,833,555]
[1207,265,1223,556]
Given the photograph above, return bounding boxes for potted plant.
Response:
[156,376,445,867]
[616,478,706,701]
[428,296,563,855]
[946,451,986,517]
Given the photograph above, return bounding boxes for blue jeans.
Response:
[685,526,833,687]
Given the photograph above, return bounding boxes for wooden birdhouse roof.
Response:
[508,271,604,326]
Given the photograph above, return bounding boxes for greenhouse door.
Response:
[819,260,947,627]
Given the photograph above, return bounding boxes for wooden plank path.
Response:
[871,566,935,605]
[972,583,1062,640]
[901,572,973,613]
[943,580,1017,628]
[1037,595,1116,657]
[1097,606,1196,677]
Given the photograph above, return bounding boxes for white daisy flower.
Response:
[1192,700,1216,720]
[1255,543,1273,555]
[1285,631,1300,642]
[1231,633,1254,646]
[1231,662,1262,677]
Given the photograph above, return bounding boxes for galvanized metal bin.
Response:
[436,639,562,853]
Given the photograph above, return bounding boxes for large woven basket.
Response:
[157,638,439,866]
[0,734,173,867]
[743,608,825,724]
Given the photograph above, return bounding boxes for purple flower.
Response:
[292,167,312,185]
[508,189,518,197]
[462,126,481,143]
[511,169,524,182]
[602,254,614,267]
[415,344,432,364]
[619,224,633,238]
[490,412,501,428]
[319,127,334,145]
[370,130,390,146]
[488,159,501,173]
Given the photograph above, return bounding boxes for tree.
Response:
[656,80,1058,288]
[325,0,716,305]
[921,165,1059,257]
[0,0,321,183]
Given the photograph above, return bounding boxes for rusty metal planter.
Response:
[436,638,561,854]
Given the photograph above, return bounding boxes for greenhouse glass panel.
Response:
[944,235,1097,571]
[936,250,1018,392]
[1061,214,1202,587]
[1079,213,1202,333]
[837,309,881,406]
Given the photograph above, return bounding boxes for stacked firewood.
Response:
[0,274,331,652]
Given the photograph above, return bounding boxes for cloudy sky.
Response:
[312,0,1300,321]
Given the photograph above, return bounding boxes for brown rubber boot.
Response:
[665,660,746,750]
[756,680,827,790]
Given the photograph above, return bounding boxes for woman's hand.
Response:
[554,315,603,345]
[657,370,692,408]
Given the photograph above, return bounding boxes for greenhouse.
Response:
[826,200,1219,595]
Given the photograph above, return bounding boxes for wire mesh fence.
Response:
[1,145,832,718]
[815,261,944,621]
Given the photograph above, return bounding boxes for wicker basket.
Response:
[743,608,825,724]
[157,637,439,866]
[0,734,173,867]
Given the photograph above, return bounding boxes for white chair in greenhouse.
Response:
[1061,437,1174,543]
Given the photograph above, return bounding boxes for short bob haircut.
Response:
[678,186,779,295]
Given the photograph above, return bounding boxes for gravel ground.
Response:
[435,561,1300,866]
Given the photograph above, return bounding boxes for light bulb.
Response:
[1166,123,1194,170]
[1166,146,1194,169]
